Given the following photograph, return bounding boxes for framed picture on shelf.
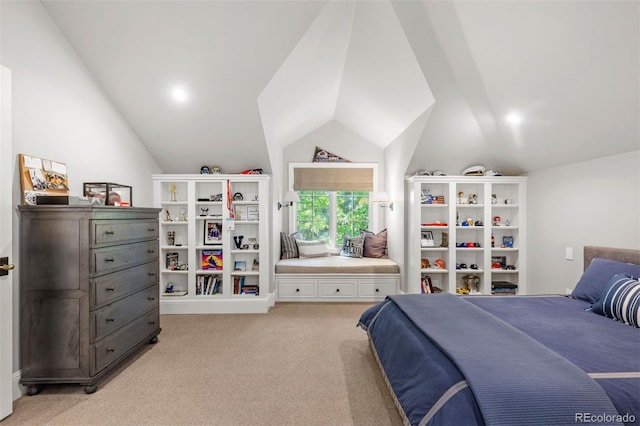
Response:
[421,231,435,247]
[204,220,222,245]
[202,249,223,270]
[165,252,179,270]
[247,206,259,221]
[234,260,246,272]
[235,205,247,220]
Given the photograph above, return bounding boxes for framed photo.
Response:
[234,260,246,272]
[247,205,259,221]
[202,249,223,270]
[165,252,179,270]
[421,231,435,247]
[235,205,247,220]
[204,220,222,245]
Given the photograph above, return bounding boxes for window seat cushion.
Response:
[275,256,400,274]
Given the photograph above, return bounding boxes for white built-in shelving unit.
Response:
[152,174,272,313]
[406,176,527,295]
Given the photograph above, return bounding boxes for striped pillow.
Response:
[592,273,640,328]
[280,232,299,259]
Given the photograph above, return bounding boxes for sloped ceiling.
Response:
[258,0,434,152]
[41,0,638,176]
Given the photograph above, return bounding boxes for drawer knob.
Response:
[106,347,115,352]
[296,288,300,292]
[336,288,340,293]
[106,317,115,322]
[105,287,115,292]
[105,257,115,262]
[105,231,115,235]
[375,288,380,292]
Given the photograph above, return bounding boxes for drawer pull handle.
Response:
[106,317,115,322]
[148,228,156,232]
[107,347,115,352]
[105,231,115,235]
[105,257,115,262]
[105,287,115,292]
[147,273,156,276]
[148,250,155,253]
[149,321,156,325]
[148,297,156,301]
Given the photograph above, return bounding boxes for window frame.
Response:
[288,162,381,247]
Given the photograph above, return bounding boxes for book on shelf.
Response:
[240,285,259,295]
[196,275,221,295]
[233,276,259,295]
[202,249,222,270]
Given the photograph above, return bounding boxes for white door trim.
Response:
[1,65,14,420]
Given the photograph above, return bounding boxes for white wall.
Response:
[385,107,432,293]
[1,0,161,391]
[527,150,639,295]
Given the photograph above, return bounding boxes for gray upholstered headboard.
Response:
[584,246,640,271]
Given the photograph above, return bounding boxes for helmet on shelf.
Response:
[434,259,446,269]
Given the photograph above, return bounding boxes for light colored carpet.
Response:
[4,303,403,426]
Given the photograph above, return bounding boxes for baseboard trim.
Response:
[12,370,24,401]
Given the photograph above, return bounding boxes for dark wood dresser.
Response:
[18,206,161,394]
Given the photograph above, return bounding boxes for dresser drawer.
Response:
[91,261,158,308]
[91,219,159,247]
[92,241,158,275]
[91,286,158,342]
[358,280,397,297]
[278,281,317,298]
[91,308,159,375]
[319,280,356,297]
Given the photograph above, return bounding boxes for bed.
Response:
[358,246,640,426]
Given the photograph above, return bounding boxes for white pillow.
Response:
[297,240,328,258]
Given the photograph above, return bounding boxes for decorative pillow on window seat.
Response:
[280,232,301,259]
[360,228,389,259]
[340,235,365,258]
[297,239,329,258]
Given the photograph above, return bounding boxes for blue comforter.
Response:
[359,294,636,426]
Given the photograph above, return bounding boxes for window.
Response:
[296,191,369,247]
[288,162,379,247]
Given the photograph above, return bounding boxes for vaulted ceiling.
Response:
[41,0,638,176]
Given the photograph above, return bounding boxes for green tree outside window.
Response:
[296,191,369,247]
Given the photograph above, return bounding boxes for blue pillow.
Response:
[592,273,640,328]
[571,258,640,304]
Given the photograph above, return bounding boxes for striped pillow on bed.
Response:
[592,273,640,328]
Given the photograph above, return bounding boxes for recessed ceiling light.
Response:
[171,86,188,103]
[506,113,522,125]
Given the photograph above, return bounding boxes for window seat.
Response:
[275,256,400,302]
[275,256,400,274]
